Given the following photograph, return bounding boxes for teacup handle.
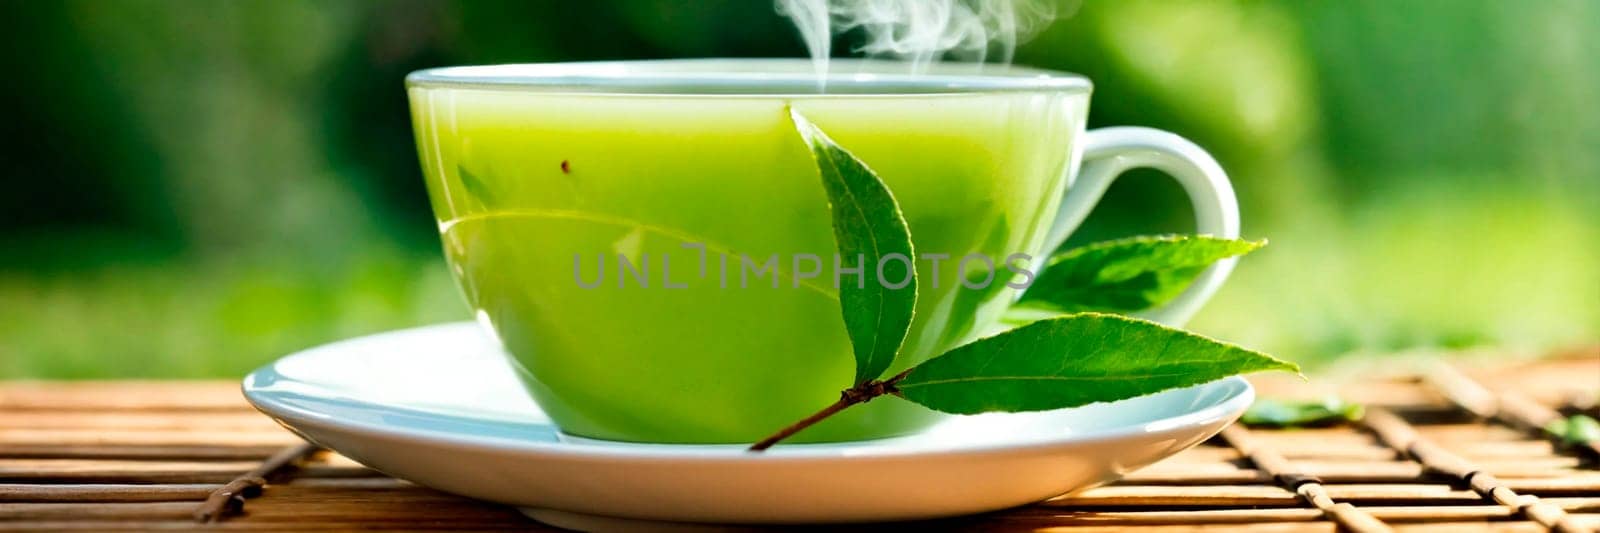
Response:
[1041,127,1241,326]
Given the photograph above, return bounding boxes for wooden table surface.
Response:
[1,351,1596,531]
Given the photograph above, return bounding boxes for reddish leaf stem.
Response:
[748,369,914,451]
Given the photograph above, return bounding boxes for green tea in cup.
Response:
[407,59,1238,443]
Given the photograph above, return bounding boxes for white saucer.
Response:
[243,322,1252,528]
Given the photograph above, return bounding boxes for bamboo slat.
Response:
[0,355,1595,531]
[0,522,554,531]
[1363,406,1591,532]
[0,382,248,412]
[1048,482,1496,506]
[1218,424,1390,532]
[0,459,379,484]
[0,484,221,502]
[1121,466,1600,491]
[1151,441,1563,462]
[0,412,283,430]
[0,428,300,446]
[0,443,286,461]
[1427,362,1600,460]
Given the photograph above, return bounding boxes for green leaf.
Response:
[895,313,1298,414]
[1017,235,1264,314]
[1241,396,1364,428]
[1545,414,1600,447]
[789,108,917,384]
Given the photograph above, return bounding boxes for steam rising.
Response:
[777,0,1063,77]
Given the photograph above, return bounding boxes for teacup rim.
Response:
[406,58,1092,96]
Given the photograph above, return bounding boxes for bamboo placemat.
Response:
[1,350,1595,531]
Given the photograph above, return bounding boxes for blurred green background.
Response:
[2,0,1596,378]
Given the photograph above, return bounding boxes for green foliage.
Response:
[1241,397,1364,428]
[790,109,918,384]
[1545,415,1600,447]
[1018,235,1264,314]
[786,117,1293,434]
[896,313,1299,415]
